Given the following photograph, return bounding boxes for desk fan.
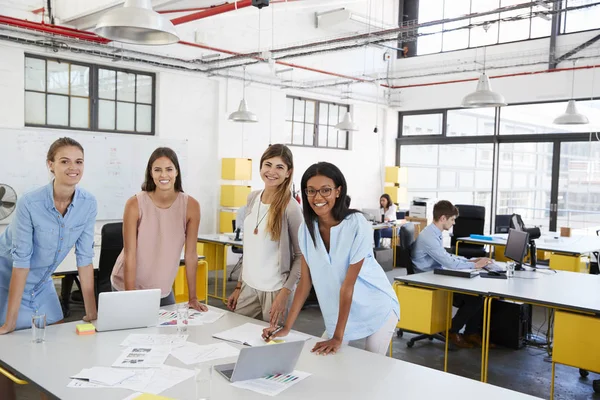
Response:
[0,184,17,221]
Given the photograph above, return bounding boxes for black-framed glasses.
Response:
[305,187,334,197]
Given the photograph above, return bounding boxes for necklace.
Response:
[254,196,269,235]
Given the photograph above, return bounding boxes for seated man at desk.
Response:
[412,200,492,349]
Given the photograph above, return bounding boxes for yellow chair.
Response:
[172,250,208,304]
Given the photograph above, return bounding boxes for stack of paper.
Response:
[231,370,311,396]
[213,323,311,347]
[112,347,171,368]
[157,309,224,327]
[170,342,240,365]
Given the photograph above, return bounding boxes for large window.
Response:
[284,96,349,149]
[562,1,600,33]
[25,55,155,134]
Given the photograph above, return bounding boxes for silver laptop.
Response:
[95,289,161,332]
[215,340,304,383]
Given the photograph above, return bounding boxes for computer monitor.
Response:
[504,228,530,269]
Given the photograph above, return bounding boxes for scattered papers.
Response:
[170,342,240,365]
[213,323,311,347]
[112,347,170,368]
[71,367,135,386]
[157,309,224,327]
[68,369,155,392]
[231,370,311,396]
[120,334,188,347]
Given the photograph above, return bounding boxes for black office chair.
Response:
[494,214,512,234]
[450,204,488,259]
[228,220,244,281]
[591,229,600,275]
[97,222,124,296]
[395,223,446,347]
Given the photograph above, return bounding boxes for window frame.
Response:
[24,53,156,136]
[285,95,350,150]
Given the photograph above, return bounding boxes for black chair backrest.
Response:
[495,214,511,233]
[451,204,485,247]
[97,222,123,294]
[232,220,236,232]
[398,223,416,275]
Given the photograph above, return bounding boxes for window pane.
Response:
[98,99,115,130]
[319,103,328,125]
[305,100,316,124]
[402,113,443,136]
[292,122,304,145]
[304,123,314,146]
[47,61,69,95]
[70,97,89,128]
[558,141,600,235]
[499,6,531,43]
[293,99,305,122]
[447,108,495,136]
[136,75,153,104]
[500,101,600,134]
[70,65,89,97]
[565,3,600,33]
[329,105,339,125]
[136,104,152,133]
[338,131,347,149]
[318,125,328,147]
[285,97,294,121]
[441,0,470,52]
[47,94,68,126]
[116,101,135,131]
[284,121,292,143]
[417,0,444,55]
[98,69,116,100]
[530,12,551,38]
[117,71,136,102]
[469,16,499,47]
[25,92,45,124]
[25,57,45,91]
[327,128,338,148]
[497,142,552,231]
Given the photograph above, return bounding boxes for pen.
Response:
[266,325,284,341]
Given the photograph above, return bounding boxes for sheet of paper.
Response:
[143,365,194,395]
[120,334,188,347]
[68,379,105,388]
[157,309,224,327]
[68,369,156,392]
[71,367,135,386]
[112,346,171,368]
[170,342,240,365]
[231,370,311,396]
[213,323,311,347]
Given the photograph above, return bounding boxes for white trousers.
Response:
[322,313,398,356]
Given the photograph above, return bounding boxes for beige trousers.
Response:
[235,282,280,322]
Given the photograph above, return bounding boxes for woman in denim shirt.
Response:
[0,138,97,399]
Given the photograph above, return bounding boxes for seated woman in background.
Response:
[111,147,207,312]
[0,137,98,400]
[264,162,399,356]
[373,193,397,248]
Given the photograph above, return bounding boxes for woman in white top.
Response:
[374,193,397,248]
[226,144,303,327]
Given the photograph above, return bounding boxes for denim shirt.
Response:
[411,223,475,273]
[0,182,97,294]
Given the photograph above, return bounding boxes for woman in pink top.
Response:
[111,147,207,311]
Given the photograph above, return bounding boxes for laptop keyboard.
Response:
[222,369,234,380]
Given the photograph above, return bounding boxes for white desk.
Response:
[197,234,243,302]
[0,306,541,400]
[457,235,600,256]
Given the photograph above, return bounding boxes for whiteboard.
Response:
[0,128,187,222]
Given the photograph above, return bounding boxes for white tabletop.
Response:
[395,270,600,315]
[0,306,541,400]
[198,233,243,247]
[457,235,600,255]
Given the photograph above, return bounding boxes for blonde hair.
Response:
[260,144,294,241]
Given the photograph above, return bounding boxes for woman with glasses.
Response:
[263,162,399,356]
[227,144,303,327]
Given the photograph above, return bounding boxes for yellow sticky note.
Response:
[135,394,175,400]
[267,339,285,345]
[75,323,96,335]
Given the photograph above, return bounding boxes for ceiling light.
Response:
[229,68,258,123]
[95,0,179,45]
[554,62,588,125]
[335,111,359,131]
[461,47,507,108]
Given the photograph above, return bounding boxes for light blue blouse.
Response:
[0,182,97,330]
[298,212,400,341]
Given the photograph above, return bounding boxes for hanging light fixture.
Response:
[229,67,258,123]
[461,47,507,108]
[95,0,179,45]
[553,61,589,125]
[335,84,359,131]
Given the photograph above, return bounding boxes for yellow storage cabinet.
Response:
[384,185,408,205]
[221,158,252,181]
[220,185,251,208]
[219,210,237,233]
[385,166,408,184]
[393,282,449,334]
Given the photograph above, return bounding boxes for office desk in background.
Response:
[197,234,243,303]
[372,220,405,267]
[0,305,542,400]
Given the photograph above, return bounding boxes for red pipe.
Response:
[0,15,110,43]
[383,64,600,89]
[171,0,252,25]
[158,7,214,14]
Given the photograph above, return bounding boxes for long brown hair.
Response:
[261,144,294,241]
[142,147,184,192]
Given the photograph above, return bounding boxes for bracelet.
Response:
[234,286,241,291]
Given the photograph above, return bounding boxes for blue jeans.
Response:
[373,228,393,248]
[112,286,175,307]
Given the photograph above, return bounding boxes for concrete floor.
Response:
[15,267,600,400]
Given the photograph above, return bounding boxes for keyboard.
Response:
[222,369,234,379]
